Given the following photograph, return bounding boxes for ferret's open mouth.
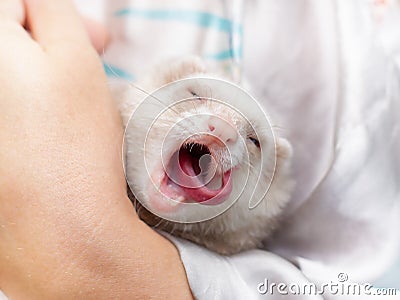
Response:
[160,142,233,205]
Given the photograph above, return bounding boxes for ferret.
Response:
[114,57,294,255]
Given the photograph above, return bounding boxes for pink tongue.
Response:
[176,149,232,204]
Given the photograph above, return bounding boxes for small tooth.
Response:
[170,196,184,206]
[176,196,185,202]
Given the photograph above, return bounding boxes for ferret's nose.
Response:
[207,116,238,144]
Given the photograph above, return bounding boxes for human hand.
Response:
[0,0,190,299]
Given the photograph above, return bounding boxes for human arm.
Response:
[0,0,191,298]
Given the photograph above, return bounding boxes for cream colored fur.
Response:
[116,57,294,255]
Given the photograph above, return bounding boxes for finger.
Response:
[0,0,25,24]
[82,17,110,54]
[24,0,91,48]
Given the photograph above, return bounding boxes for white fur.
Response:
[115,57,294,255]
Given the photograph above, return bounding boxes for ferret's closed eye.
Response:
[190,91,197,96]
[189,89,201,99]
[249,137,260,148]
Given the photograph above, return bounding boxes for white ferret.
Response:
[115,57,294,255]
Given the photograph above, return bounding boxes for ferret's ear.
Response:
[159,56,207,84]
[276,138,293,159]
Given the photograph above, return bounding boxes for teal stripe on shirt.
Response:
[115,9,242,34]
[103,62,135,81]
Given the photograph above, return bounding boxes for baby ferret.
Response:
[115,57,294,255]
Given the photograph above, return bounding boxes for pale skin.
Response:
[0,0,192,299]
